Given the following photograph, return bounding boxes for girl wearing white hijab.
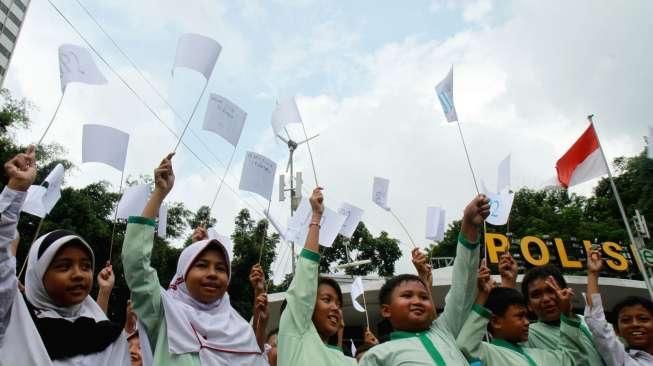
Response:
[121,153,268,366]
[0,147,130,366]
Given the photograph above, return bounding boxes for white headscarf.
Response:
[25,230,106,321]
[160,238,267,365]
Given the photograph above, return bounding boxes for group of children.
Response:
[1,147,653,365]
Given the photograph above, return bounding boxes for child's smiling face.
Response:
[381,280,434,332]
[43,243,93,307]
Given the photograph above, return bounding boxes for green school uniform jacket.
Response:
[526,318,605,365]
[456,304,589,366]
[277,248,357,366]
[359,233,480,366]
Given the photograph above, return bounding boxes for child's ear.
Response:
[380,304,392,319]
[489,315,502,331]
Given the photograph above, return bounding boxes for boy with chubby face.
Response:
[585,248,653,365]
[359,195,490,365]
[456,264,589,365]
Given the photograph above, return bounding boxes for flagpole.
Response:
[361,288,370,329]
[389,209,417,249]
[108,169,125,262]
[173,81,209,153]
[17,218,45,281]
[589,114,653,299]
[208,147,237,213]
[37,93,65,146]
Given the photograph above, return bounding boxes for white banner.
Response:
[239,151,277,201]
[337,202,364,238]
[271,97,302,136]
[172,33,222,81]
[116,184,150,219]
[82,124,130,171]
[486,190,515,226]
[372,177,390,210]
[286,198,346,248]
[350,276,366,313]
[425,207,445,242]
[21,164,65,218]
[59,44,107,93]
[202,93,247,147]
[435,66,458,123]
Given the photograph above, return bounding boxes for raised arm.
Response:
[0,146,36,345]
[95,261,115,314]
[456,263,495,362]
[439,195,489,337]
[122,153,175,346]
[412,247,436,320]
[499,252,518,289]
[250,264,269,351]
[584,249,627,366]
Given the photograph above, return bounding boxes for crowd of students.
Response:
[1,147,653,365]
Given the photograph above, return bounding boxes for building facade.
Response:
[1,0,30,87]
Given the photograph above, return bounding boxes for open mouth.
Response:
[201,282,220,291]
[410,307,425,316]
[67,284,87,295]
[327,314,339,326]
[631,331,647,337]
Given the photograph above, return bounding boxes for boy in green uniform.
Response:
[503,261,604,365]
[277,187,357,366]
[359,195,490,366]
[457,265,589,365]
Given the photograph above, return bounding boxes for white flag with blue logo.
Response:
[435,67,458,123]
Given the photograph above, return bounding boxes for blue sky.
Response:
[5,0,653,277]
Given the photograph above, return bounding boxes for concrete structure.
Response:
[267,266,649,347]
[0,0,30,87]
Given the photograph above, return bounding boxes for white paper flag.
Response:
[172,33,222,81]
[435,67,458,123]
[157,203,168,239]
[497,154,511,193]
[337,203,364,238]
[372,177,390,210]
[271,97,302,136]
[350,276,366,313]
[59,44,107,93]
[203,93,247,147]
[239,151,277,201]
[21,186,47,218]
[286,198,347,248]
[486,190,515,226]
[350,339,357,358]
[82,124,130,171]
[648,127,653,159]
[116,184,150,219]
[426,207,446,242]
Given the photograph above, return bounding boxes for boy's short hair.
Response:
[318,277,343,306]
[485,287,527,316]
[379,274,427,305]
[521,264,567,300]
[611,296,653,325]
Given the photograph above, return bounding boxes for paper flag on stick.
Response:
[486,190,515,226]
[271,97,302,136]
[203,93,247,147]
[82,124,130,171]
[239,151,277,201]
[351,276,366,313]
[286,198,347,248]
[22,163,66,218]
[22,186,47,218]
[338,203,364,238]
[555,123,608,188]
[435,66,458,123]
[426,207,446,242]
[59,44,107,93]
[172,33,222,81]
[372,177,390,210]
[497,154,511,193]
[116,184,150,219]
[157,203,168,239]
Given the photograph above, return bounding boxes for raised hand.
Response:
[546,276,574,316]
[477,261,494,296]
[254,293,269,325]
[499,252,518,288]
[587,248,603,275]
[364,327,379,345]
[412,247,432,275]
[97,261,115,290]
[249,264,265,293]
[191,225,208,243]
[153,153,175,196]
[309,187,324,216]
[463,194,491,227]
[5,145,37,191]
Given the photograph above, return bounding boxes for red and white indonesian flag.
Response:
[556,124,608,188]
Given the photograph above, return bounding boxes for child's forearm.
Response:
[96,286,112,314]
[142,190,164,219]
[586,272,600,307]
[304,213,322,253]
